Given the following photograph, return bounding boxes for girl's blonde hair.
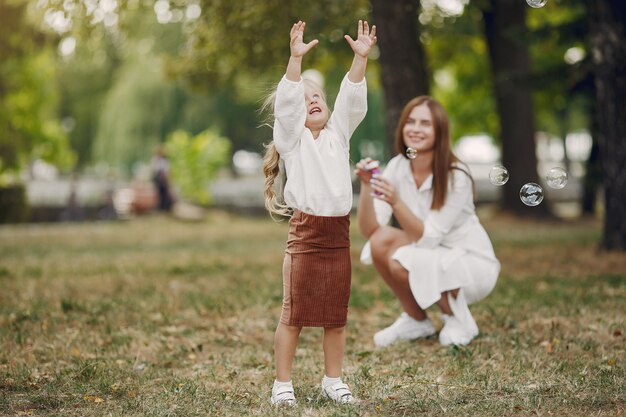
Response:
[262,142,291,217]
[260,89,292,218]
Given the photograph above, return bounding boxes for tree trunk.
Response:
[482,0,548,216]
[371,0,430,157]
[581,138,601,215]
[587,0,626,250]
[581,100,601,216]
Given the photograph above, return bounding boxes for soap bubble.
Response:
[489,165,509,186]
[406,147,417,160]
[520,182,544,206]
[546,167,568,189]
[526,0,547,8]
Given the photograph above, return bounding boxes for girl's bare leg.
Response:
[370,226,428,320]
[274,322,302,381]
[322,326,345,378]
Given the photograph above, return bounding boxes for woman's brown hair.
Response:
[394,96,473,210]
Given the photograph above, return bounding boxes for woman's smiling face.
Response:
[402,103,436,154]
[303,80,329,131]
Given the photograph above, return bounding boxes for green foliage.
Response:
[174,0,384,158]
[426,8,499,141]
[526,1,590,136]
[91,57,177,171]
[57,28,121,167]
[419,0,589,144]
[179,0,370,86]
[0,1,75,181]
[165,129,231,205]
[55,7,213,172]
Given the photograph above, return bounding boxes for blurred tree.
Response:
[92,54,184,170]
[173,0,385,161]
[177,0,370,86]
[586,0,626,250]
[57,27,121,167]
[525,1,601,216]
[423,4,498,141]
[371,0,430,156]
[52,3,232,173]
[526,2,589,139]
[0,0,74,182]
[481,0,547,216]
[165,129,231,205]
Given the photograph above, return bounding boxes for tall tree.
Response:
[176,0,382,160]
[0,0,74,180]
[586,0,626,250]
[371,0,430,155]
[482,0,546,215]
[57,29,120,167]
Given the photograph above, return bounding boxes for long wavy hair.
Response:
[262,141,291,218]
[394,96,473,210]
[259,87,291,218]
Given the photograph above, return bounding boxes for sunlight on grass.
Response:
[0,212,624,416]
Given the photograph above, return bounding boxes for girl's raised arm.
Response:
[286,21,319,82]
[344,20,377,83]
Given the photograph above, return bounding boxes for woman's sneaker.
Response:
[270,381,296,406]
[321,380,356,404]
[439,314,479,346]
[373,313,435,347]
[439,290,479,346]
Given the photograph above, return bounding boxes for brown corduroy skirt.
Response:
[279,210,351,328]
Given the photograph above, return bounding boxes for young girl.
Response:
[355,96,500,348]
[262,20,376,406]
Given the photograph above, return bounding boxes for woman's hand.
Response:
[354,158,377,185]
[344,20,377,58]
[370,176,400,206]
[290,21,318,58]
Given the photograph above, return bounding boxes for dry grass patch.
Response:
[1,212,624,416]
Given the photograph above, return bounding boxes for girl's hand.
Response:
[354,158,376,184]
[344,20,377,58]
[370,176,400,206]
[290,21,319,58]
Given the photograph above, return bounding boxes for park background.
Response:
[1,0,625,415]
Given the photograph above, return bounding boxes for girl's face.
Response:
[402,103,435,154]
[304,82,329,131]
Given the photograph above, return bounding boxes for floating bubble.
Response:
[520,182,544,206]
[546,167,568,189]
[489,165,509,186]
[406,147,417,160]
[526,0,547,8]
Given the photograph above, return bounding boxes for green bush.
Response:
[165,129,231,205]
[0,185,29,223]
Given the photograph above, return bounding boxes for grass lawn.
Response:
[0,211,624,416]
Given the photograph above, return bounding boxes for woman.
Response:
[354,96,500,347]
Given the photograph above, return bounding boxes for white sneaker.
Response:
[270,383,296,406]
[439,314,479,346]
[321,381,356,404]
[439,290,479,346]
[373,313,436,347]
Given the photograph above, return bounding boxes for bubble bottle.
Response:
[365,160,382,196]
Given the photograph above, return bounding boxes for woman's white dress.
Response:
[360,155,500,310]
